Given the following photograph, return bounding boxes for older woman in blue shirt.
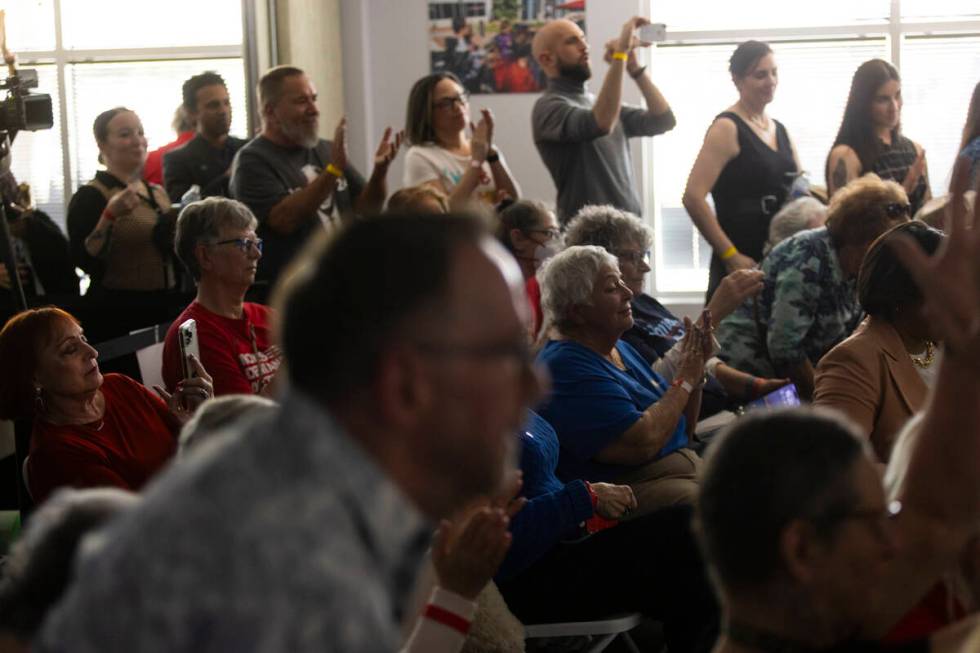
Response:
[715,174,910,400]
[535,245,710,516]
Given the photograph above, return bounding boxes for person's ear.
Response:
[510,227,532,251]
[196,242,214,273]
[779,519,824,585]
[374,346,433,430]
[567,303,587,327]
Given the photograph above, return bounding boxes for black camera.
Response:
[0,68,53,133]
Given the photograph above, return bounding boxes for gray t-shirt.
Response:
[532,76,676,224]
[229,136,366,285]
[37,390,431,653]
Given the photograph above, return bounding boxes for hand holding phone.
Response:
[177,319,201,380]
[638,23,666,43]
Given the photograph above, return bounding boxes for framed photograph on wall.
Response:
[427,0,587,94]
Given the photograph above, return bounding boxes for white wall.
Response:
[339,0,646,204]
[277,0,347,135]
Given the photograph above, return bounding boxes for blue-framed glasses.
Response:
[213,237,263,254]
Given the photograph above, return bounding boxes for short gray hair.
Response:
[564,205,653,252]
[539,245,619,331]
[175,197,258,281]
[178,394,278,456]
[764,197,827,255]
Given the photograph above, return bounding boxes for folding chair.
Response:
[524,612,643,653]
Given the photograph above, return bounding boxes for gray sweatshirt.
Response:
[532,76,676,224]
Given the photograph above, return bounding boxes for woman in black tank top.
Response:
[683,41,800,302]
[825,59,931,215]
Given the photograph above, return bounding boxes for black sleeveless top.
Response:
[710,111,798,262]
[871,134,928,215]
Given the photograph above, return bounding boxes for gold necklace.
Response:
[909,341,936,368]
[608,348,627,371]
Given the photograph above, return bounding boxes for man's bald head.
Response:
[532,19,590,80]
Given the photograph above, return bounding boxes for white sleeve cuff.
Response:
[429,587,478,621]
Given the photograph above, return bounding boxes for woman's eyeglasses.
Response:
[213,238,264,254]
[432,94,469,111]
[884,202,912,218]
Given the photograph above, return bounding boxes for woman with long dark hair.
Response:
[683,41,800,302]
[825,59,930,214]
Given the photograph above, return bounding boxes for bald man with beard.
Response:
[531,17,676,224]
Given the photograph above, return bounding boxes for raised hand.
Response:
[372,126,404,173]
[431,507,512,600]
[677,316,707,386]
[331,117,348,172]
[470,116,490,162]
[154,353,214,421]
[105,186,139,217]
[615,16,650,54]
[889,156,980,370]
[707,268,764,321]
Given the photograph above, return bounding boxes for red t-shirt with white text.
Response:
[162,301,281,396]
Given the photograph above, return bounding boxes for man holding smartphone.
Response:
[531,16,675,224]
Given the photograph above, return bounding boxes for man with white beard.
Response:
[230,65,401,289]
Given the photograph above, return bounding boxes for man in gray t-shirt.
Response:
[531,17,676,224]
[230,65,401,287]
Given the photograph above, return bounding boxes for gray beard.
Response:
[280,120,319,149]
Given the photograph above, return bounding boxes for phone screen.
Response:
[747,384,800,410]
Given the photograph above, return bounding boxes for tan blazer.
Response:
[814,317,927,462]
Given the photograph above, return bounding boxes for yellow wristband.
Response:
[720,245,738,260]
[612,51,628,62]
[326,163,344,178]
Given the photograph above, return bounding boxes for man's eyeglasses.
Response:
[613,250,651,266]
[525,228,561,241]
[432,94,469,111]
[212,238,264,254]
[414,339,533,368]
[811,499,902,540]
[884,203,912,218]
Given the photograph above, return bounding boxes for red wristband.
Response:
[584,482,618,534]
[423,604,472,635]
[101,208,116,222]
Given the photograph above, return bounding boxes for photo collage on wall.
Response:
[428,0,587,94]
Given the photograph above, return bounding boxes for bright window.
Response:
[644,1,980,297]
[5,0,248,229]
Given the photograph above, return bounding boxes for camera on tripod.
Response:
[0,68,53,133]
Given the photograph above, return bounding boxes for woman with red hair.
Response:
[0,307,213,503]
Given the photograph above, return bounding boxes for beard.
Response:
[280,117,319,149]
[558,60,591,83]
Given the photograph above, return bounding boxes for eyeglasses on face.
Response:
[432,94,469,111]
[525,227,561,241]
[413,339,534,368]
[613,250,651,266]
[884,203,912,218]
[811,498,903,539]
[212,237,263,254]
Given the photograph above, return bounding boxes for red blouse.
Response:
[27,373,177,503]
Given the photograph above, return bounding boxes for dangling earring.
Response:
[34,386,46,416]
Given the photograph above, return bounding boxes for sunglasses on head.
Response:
[884,202,912,218]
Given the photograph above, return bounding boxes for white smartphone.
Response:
[639,23,667,43]
[177,318,200,380]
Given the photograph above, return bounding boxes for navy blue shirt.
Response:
[496,411,594,581]
[536,339,688,483]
